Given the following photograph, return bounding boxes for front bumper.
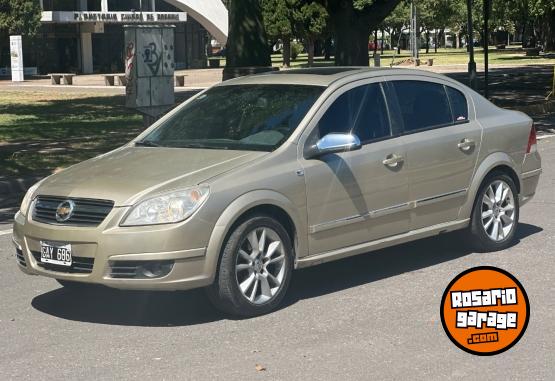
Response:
[12,207,216,291]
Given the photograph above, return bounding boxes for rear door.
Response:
[384,78,482,230]
[299,80,409,255]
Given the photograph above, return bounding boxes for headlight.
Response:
[20,181,42,216]
[121,186,210,226]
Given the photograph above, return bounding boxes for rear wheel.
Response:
[467,173,519,252]
[207,215,294,317]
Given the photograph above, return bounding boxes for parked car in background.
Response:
[13,68,541,317]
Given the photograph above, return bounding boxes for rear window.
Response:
[391,81,453,133]
[446,86,469,122]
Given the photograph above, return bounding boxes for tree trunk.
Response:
[544,10,555,51]
[381,28,385,54]
[324,37,332,60]
[307,37,315,67]
[225,0,270,69]
[282,37,291,67]
[330,0,402,65]
[332,3,369,66]
[334,22,369,66]
[520,23,528,48]
[455,32,460,49]
[425,30,430,54]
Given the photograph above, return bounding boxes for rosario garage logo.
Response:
[440,267,530,356]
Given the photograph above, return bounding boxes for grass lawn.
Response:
[269,48,555,67]
[0,90,142,178]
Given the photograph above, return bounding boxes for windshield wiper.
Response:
[174,143,225,149]
[135,140,161,147]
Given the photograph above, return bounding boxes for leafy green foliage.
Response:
[294,1,328,39]
[290,40,304,59]
[262,0,297,39]
[0,0,42,36]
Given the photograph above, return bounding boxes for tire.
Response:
[206,215,294,317]
[467,172,519,252]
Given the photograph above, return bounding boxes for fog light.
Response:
[137,261,174,278]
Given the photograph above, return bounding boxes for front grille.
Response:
[32,196,114,227]
[16,248,26,267]
[31,251,94,274]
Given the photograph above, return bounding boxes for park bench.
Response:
[49,73,75,85]
[175,74,188,87]
[103,74,127,86]
[208,58,221,68]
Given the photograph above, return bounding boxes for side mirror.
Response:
[305,133,362,159]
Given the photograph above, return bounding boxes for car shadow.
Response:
[283,223,542,305]
[31,223,542,326]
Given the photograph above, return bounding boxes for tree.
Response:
[262,0,297,67]
[418,0,459,53]
[295,2,329,66]
[383,0,410,54]
[530,0,555,51]
[484,0,554,50]
[225,0,271,72]
[323,0,404,66]
[0,0,42,36]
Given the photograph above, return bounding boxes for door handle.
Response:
[383,154,404,168]
[458,138,475,152]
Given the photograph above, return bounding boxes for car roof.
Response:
[218,67,454,87]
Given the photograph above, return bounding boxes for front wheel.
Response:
[467,173,519,252]
[207,215,294,317]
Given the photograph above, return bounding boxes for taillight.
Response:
[526,125,537,153]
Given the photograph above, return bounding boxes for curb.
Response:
[0,175,45,196]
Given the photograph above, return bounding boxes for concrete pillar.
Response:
[79,0,87,11]
[81,33,93,74]
[101,0,108,12]
[151,0,156,11]
[10,36,24,82]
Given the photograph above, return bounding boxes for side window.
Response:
[315,83,391,143]
[446,86,469,123]
[391,81,453,133]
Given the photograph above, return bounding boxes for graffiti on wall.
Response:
[142,42,162,76]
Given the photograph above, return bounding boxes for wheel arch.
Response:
[203,190,307,283]
[460,152,522,219]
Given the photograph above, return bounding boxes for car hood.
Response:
[36,147,267,206]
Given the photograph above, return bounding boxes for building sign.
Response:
[41,11,187,24]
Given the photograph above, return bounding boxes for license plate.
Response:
[40,241,72,266]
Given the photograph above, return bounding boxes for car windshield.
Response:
[139,84,325,151]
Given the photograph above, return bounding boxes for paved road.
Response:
[1,139,554,380]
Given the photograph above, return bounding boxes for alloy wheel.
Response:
[481,180,516,242]
[235,227,286,304]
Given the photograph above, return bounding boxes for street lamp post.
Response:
[410,1,419,60]
[483,0,491,98]
[467,0,477,90]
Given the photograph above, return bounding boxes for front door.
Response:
[385,78,482,230]
[300,80,410,255]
